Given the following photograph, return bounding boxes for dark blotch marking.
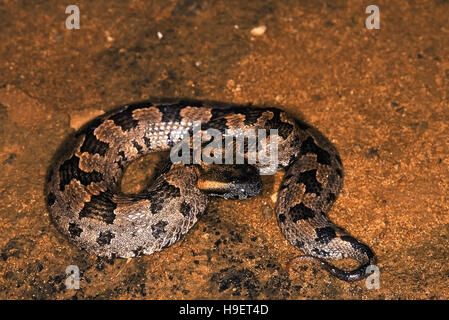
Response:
[264,108,293,140]
[289,133,301,149]
[295,119,310,131]
[312,248,330,258]
[79,191,117,224]
[366,148,379,159]
[289,203,315,222]
[287,153,298,168]
[146,181,180,215]
[206,106,266,135]
[297,169,322,196]
[76,117,105,137]
[97,231,115,246]
[118,151,127,160]
[279,182,289,190]
[295,240,304,248]
[207,108,230,132]
[132,140,144,155]
[107,102,155,131]
[161,239,172,249]
[158,161,173,175]
[151,220,168,239]
[79,132,110,156]
[149,198,164,215]
[180,201,191,217]
[315,227,337,245]
[133,246,145,257]
[115,151,128,171]
[210,267,260,298]
[47,192,56,206]
[327,192,336,204]
[299,137,331,165]
[109,108,139,131]
[143,136,152,149]
[58,155,104,191]
[156,104,184,123]
[68,222,83,237]
[278,214,286,223]
[340,236,375,259]
[335,153,343,165]
[336,168,343,177]
[46,168,54,183]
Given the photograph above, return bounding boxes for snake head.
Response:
[197,164,262,200]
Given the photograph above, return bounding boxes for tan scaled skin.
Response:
[46,99,375,281]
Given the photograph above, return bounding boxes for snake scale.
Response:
[45,99,376,282]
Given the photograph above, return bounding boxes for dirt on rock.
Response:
[0,0,448,299]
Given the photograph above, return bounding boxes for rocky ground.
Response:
[0,0,448,299]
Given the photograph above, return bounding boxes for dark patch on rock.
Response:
[264,108,294,139]
[210,267,260,298]
[335,167,343,177]
[95,256,116,271]
[3,153,16,164]
[263,275,291,299]
[0,237,34,261]
[173,0,207,16]
[229,230,243,243]
[89,261,147,299]
[132,140,144,155]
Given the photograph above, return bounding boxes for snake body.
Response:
[46,99,375,282]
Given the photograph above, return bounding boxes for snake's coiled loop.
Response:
[46,99,376,282]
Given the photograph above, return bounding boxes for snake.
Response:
[45,99,376,282]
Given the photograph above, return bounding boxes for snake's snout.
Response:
[197,164,262,200]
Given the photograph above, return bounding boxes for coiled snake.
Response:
[45,99,376,282]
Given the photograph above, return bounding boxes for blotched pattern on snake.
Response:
[45,99,376,282]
